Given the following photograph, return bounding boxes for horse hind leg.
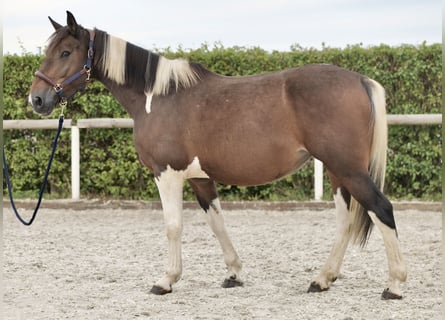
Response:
[343,173,407,299]
[308,178,352,293]
[188,178,243,288]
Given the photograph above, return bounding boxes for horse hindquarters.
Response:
[353,79,407,299]
[309,78,406,299]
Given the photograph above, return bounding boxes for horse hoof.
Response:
[381,288,402,300]
[222,278,244,288]
[307,281,329,293]
[150,285,172,295]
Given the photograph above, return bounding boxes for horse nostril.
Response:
[33,96,43,107]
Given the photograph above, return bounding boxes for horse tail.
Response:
[350,77,388,246]
[366,78,388,190]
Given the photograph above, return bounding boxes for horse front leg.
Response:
[188,178,243,288]
[207,198,243,288]
[150,169,184,295]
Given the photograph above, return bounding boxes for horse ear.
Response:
[48,16,62,30]
[66,11,79,36]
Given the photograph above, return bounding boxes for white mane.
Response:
[101,35,200,96]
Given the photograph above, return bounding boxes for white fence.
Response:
[3,114,442,200]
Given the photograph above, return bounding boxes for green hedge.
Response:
[3,43,442,200]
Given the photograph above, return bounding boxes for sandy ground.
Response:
[3,206,442,319]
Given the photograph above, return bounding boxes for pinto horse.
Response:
[29,12,406,299]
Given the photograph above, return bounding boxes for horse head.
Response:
[29,11,93,115]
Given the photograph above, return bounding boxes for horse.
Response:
[29,11,406,299]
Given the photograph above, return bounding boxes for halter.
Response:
[34,29,95,107]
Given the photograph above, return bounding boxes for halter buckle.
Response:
[54,84,63,94]
[59,97,67,117]
[88,47,94,60]
[84,65,92,82]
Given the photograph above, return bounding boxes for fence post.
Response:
[314,159,323,200]
[71,126,80,200]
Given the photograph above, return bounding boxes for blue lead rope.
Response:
[3,115,64,226]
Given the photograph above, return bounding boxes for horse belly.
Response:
[202,145,310,186]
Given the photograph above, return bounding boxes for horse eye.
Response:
[61,51,71,58]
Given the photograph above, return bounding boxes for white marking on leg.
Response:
[154,167,184,292]
[313,188,351,289]
[368,211,407,296]
[206,198,242,283]
[153,156,208,291]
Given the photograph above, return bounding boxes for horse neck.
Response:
[98,77,145,118]
[89,30,143,117]
[90,29,211,118]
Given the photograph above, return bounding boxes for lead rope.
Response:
[3,106,65,226]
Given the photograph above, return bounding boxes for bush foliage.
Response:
[3,43,442,200]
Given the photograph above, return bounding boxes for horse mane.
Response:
[96,29,209,96]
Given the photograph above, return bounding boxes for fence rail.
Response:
[3,114,442,200]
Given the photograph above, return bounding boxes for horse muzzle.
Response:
[29,89,59,116]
